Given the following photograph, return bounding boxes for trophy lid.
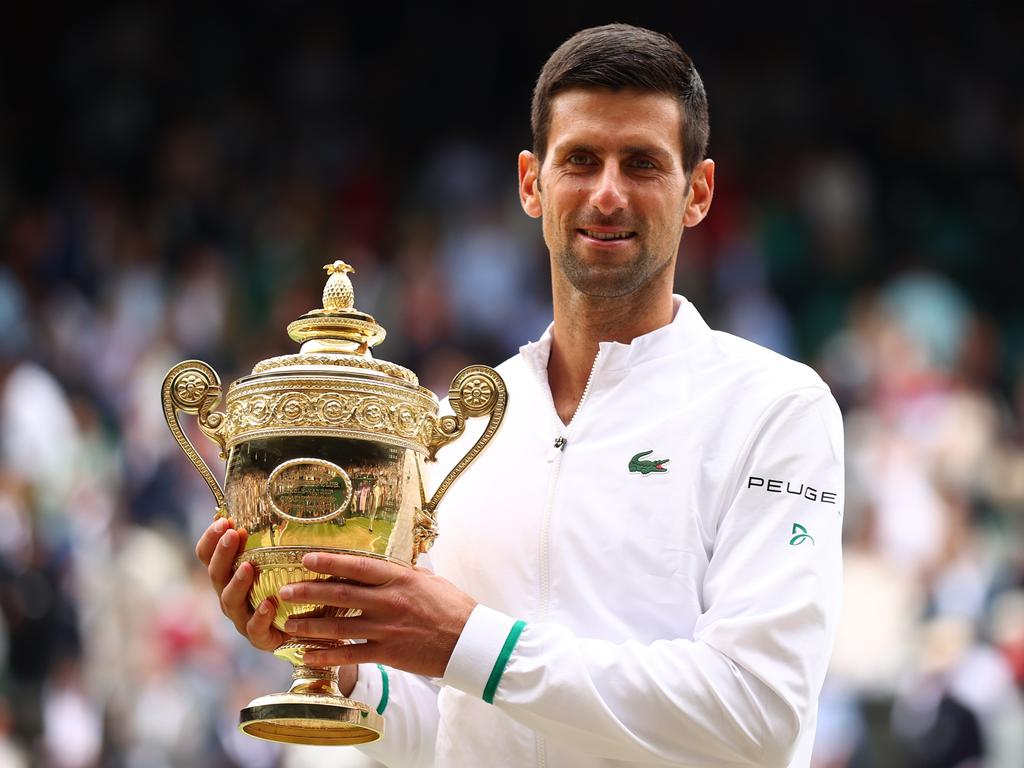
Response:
[250,260,418,386]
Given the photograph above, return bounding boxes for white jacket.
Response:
[351,295,844,767]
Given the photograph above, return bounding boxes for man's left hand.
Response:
[278,552,477,677]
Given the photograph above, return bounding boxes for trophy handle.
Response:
[415,365,507,557]
[161,360,229,516]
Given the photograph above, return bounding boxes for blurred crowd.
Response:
[2,5,1023,767]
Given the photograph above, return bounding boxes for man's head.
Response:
[531,23,709,178]
[519,24,714,301]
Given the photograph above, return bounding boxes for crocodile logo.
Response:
[628,450,670,476]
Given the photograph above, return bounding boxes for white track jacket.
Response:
[350,295,845,767]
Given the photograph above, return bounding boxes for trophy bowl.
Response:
[161,262,506,745]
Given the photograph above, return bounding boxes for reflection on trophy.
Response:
[160,261,507,745]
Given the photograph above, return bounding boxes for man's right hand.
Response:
[196,517,287,652]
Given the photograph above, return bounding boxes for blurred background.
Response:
[1,3,1023,767]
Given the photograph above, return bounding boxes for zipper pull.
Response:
[546,436,567,462]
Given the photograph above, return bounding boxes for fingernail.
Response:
[284,619,297,632]
[259,600,271,615]
[221,530,235,547]
[214,519,228,532]
[303,553,319,569]
[279,586,294,599]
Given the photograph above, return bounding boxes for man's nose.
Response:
[590,163,628,216]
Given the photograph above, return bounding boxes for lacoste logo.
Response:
[629,450,669,476]
[789,523,814,546]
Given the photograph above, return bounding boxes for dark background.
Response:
[1,4,1023,767]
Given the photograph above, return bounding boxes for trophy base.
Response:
[237,640,383,745]
[239,691,384,745]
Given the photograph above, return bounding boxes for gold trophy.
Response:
[161,261,506,745]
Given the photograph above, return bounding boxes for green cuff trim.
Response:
[482,619,526,704]
[376,664,390,715]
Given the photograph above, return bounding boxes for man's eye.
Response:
[631,159,656,169]
[568,154,593,165]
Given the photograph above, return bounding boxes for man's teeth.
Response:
[583,230,634,240]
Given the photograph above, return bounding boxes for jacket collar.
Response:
[519,294,710,374]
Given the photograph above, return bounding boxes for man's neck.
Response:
[546,279,675,425]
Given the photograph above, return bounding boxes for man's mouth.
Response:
[577,229,636,241]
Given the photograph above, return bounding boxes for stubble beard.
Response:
[553,234,674,300]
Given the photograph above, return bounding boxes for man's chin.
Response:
[562,266,650,299]
[556,250,665,299]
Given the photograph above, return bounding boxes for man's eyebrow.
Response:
[554,142,602,156]
[621,145,675,164]
[553,142,676,164]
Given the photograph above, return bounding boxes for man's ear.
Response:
[519,150,542,218]
[683,158,715,228]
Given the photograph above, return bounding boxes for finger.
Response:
[285,615,380,641]
[195,518,231,565]
[279,580,379,610]
[302,552,402,586]
[304,642,381,668]
[221,560,255,625]
[208,527,241,594]
[246,598,286,652]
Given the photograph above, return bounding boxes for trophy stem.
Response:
[288,663,341,696]
[238,641,384,745]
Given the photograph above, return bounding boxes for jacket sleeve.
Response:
[440,386,844,767]
[350,663,440,768]
[351,552,441,768]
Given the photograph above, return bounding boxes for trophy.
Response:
[161,261,507,745]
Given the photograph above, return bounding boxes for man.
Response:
[197,23,843,767]
[358,477,372,520]
[369,477,383,533]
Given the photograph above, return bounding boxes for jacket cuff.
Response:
[442,604,526,704]
[349,662,389,715]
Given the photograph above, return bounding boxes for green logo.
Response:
[628,450,669,476]
[789,523,814,546]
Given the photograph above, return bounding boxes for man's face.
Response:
[523,88,693,299]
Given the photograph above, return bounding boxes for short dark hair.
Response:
[530,23,709,176]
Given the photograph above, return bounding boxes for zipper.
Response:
[542,350,602,458]
[573,351,603,423]
[536,350,602,621]
[533,349,602,768]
